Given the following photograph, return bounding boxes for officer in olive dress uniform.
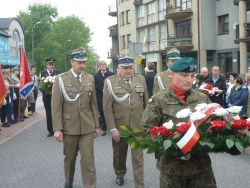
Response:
[153,47,180,94]
[103,57,149,188]
[51,48,100,188]
[41,58,59,137]
[142,57,217,188]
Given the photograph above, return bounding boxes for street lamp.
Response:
[64,39,72,71]
[31,21,41,65]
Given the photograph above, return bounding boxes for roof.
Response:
[0,18,16,29]
[0,17,24,34]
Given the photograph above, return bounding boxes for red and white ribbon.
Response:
[177,123,200,155]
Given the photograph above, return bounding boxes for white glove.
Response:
[3,99,7,105]
[13,93,17,100]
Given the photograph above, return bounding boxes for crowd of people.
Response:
[2,46,250,188]
[0,65,38,131]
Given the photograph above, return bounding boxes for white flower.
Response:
[246,117,250,122]
[176,108,191,119]
[233,115,241,120]
[189,111,206,122]
[163,120,174,129]
[44,79,48,83]
[227,106,242,114]
[195,103,208,111]
[213,108,228,116]
[41,77,45,80]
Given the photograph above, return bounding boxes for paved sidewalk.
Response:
[1,96,250,187]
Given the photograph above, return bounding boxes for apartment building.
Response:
[109,0,248,77]
[233,0,250,74]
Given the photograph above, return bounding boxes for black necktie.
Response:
[49,70,53,76]
[76,75,81,84]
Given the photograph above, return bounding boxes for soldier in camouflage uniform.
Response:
[103,57,149,188]
[142,57,217,188]
[153,47,180,94]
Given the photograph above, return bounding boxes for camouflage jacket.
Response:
[141,86,212,176]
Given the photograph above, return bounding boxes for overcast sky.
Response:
[0,0,117,62]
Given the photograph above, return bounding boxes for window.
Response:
[159,0,166,11]
[127,34,131,47]
[138,29,145,43]
[176,0,191,10]
[149,26,156,42]
[175,20,191,37]
[218,53,232,78]
[137,5,144,19]
[121,12,125,26]
[148,1,156,15]
[126,10,131,24]
[121,35,126,49]
[218,14,229,34]
[160,23,167,40]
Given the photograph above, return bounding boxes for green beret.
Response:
[164,47,180,60]
[170,57,197,72]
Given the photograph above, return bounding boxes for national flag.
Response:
[0,65,7,107]
[20,47,34,99]
[176,123,200,155]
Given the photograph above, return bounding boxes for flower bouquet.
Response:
[199,83,222,96]
[37,76,56,95]
[121,103,250,159]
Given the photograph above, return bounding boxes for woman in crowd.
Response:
[228,76,248,117]
[225,72,238,107]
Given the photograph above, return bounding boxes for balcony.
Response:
[165,1,193,20]
[108,25,118,37]
[235,23,250,43]
[108,5,117,17]
[137,17,146,28]
[134,0,142,6]
[167,34,193,50]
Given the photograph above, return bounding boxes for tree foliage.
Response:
[17,3,99,75]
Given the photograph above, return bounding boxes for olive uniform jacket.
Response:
[51,71,99,135]
[153,69,172,94]
[103,74,149,131]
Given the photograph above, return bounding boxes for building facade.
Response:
[0,18,24,66]
[109,0,248,77]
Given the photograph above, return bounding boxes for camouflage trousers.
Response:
[158,155,217,188]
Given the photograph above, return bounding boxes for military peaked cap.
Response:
[164,47,181,60]
[170,57,197,72]
[70,48,88,62]
[45,58,55,64]
[118,57,135,67]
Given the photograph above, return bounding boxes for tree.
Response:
[18,3,58,66]
[17,3,99,74]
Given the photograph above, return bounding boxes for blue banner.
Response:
[0,36,20,66]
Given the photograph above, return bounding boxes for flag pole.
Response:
[17,46,22,122]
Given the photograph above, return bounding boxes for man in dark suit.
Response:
[94,60,114,136]
[41,58,59,137]
[206,66,227,107]
[145,62,156,98]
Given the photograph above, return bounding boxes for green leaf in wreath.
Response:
[120,124,131,132]
[163,140,172,150]
[130,141,138,150]
[199,141,206,146]
[206,142,215,149]
[120,131,130,138]
[226,139,234,149]
[235,142,244,153]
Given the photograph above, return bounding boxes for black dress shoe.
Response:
[47,132,54,137]
[116,177,124,186]
[64,182,72,188]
